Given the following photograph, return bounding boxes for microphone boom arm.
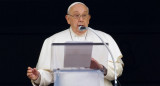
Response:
[79,26,118,86]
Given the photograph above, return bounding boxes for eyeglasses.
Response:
[68,14,89,19]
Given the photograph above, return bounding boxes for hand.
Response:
[27,67,40,81]
[90,58,103,70]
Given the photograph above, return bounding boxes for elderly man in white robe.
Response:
[27,2,124,86]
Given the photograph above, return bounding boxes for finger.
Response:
[27,72,38,80]
[27,72,37,78]
[27,73,34,80]
[27,74,34,79]
[32,68,38,73]
[33,68,40,76]
[91,60,97,65]
[28,67,34,72]
[28,67,32,69]
[90,60,100,69]
[91,58,95,61]
[27,67,33,71]
[27,73,33,76]
[27,69,33,73]
[90,62,97,69]
[33,68,37,72]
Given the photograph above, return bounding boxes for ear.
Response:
[65,15,71,24]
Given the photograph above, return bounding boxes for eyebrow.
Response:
[72,11,88,14]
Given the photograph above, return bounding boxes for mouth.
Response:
[78,25,84,27]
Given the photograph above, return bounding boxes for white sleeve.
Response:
[36,38,52,70]
[105,58,123,80]
[31,69,53,86]
[31,38,54,85]
[104,34,124,80]
[107,34,123,62]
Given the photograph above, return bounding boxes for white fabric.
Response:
[32,27,124,86]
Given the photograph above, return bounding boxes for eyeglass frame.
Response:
[67,14,90,19]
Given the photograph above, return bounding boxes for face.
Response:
[65,4,91,35]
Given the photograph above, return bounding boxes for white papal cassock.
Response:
[31,27,124,86]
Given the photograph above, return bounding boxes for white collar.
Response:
[69,27,88,37]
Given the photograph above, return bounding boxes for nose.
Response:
[78,15,84,22]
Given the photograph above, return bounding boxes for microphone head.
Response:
[79,26,87,31]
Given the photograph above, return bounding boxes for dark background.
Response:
[0,0,160,86]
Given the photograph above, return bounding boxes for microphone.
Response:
[78,26,118,86]
[79,26,87,31]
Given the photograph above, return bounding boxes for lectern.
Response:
[51,42,109,86]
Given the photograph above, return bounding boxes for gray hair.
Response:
[67,2,89,14]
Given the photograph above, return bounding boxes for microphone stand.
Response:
[79,26,118,86]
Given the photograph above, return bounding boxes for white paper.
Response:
[64,42,93,68]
